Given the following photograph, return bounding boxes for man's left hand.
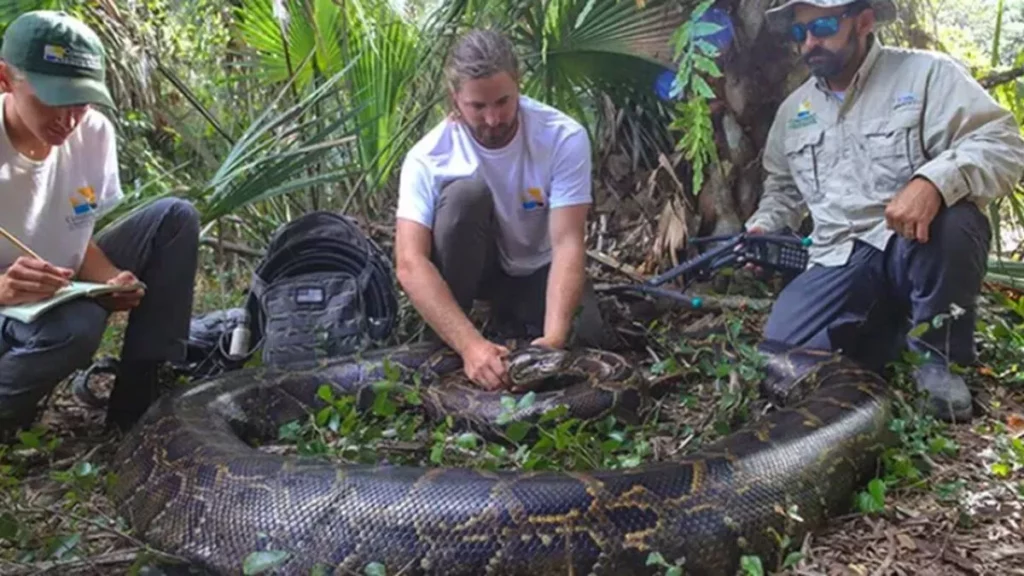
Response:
[885,178,943,243]
[530,335,565,349]
[97,270,145,312]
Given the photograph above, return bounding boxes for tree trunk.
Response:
[637,0,804,271]
[623,1,935,274]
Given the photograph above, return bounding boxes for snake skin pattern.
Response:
[108,340,895,575]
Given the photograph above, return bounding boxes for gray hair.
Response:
[444,29,519,94]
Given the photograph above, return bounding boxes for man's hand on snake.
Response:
[885,177,943,243]
[462,338,511,391]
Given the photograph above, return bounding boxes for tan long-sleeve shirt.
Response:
[746,37,1024,267]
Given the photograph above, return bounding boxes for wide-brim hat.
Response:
[765,0,898,33]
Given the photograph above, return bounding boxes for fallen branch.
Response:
[586,250,646,283]
[979,65,1024,89]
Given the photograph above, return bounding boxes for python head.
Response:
[506,345,570,390]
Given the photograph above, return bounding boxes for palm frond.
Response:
[512,0,684,168]
[200,58,364,222]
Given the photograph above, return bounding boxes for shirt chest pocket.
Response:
[783,126,831,200]
[861,113,923,196]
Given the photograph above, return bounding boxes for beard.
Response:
[802,30,858,79]
[470,119,518,148]
[460,100,520,149]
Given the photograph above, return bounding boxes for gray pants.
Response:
[430,179,613,348]
[0,198,200,426]
[764,202,991,372]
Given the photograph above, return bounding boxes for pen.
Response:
[0,225,43,261]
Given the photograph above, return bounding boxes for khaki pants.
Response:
[427,179,615,348]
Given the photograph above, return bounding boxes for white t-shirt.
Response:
[0,93,123,274]
[396,95,592,276]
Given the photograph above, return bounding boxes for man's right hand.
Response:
[462,338,511,391]
[742,226,767,275]
[0,256,73,306]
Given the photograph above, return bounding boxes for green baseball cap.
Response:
[0,10,114,109]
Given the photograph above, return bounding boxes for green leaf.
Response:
[364,561,387,576]
[372,391,397,417]
[783,551,805,568]
[695,39,720,57]
[0,512,19,541]
[869,478,886,502]
[693,54,722,78]
[456,433,479,450]
[645,552,667,566]
[243,550,291,574]
[856,478,889,514]
[383,359,400,382]
[692,75,716,99]
[500,396,517,412]
[692,21,724,38]
[991,461,1012,478]
[505,421,532,443]
[908,322,931,338]
[317,385,333,403]
[517,392,537,411]
[429,441,445,464]
[740,555,764,576]
[17,430,41,449]
[666,567,683,576]
[47,532,81,560]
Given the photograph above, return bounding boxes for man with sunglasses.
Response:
[745,0,1024,422]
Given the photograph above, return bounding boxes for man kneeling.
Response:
[0,11,200,438]
[748,0,1024,422]
[394,29,614,391]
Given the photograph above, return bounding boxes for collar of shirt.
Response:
[812,34,883,112]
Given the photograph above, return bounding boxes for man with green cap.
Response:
[744,0,1024,422]
[0,10,200,438]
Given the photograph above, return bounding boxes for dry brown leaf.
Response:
[1007,412,1024,433]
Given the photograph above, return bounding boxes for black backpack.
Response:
[240,210,398,368]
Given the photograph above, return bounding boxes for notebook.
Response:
[0,280,146,324]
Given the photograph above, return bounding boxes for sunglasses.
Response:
[789,9,856,43]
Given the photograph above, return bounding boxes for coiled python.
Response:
[108,339,895,576]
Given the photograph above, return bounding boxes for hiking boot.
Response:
[104,360,163,434]
[912,362,973,423]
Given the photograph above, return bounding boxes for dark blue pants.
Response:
[764,202,991,373]
[0,198,200,425]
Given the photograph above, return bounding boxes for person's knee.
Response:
[437,179,493,225]
[152,197,201,240]
[1,301,107,385]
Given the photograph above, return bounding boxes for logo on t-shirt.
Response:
[521,187,546,211]
[788,98,817,129]
[66,186,99,229]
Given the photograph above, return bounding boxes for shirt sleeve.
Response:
[548,128,593,209]
[913,56,1024,207]
[395,155,436,229]
[745,113,808,232]
[92,112,123,219]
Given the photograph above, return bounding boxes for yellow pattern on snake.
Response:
[108,339,896,575]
